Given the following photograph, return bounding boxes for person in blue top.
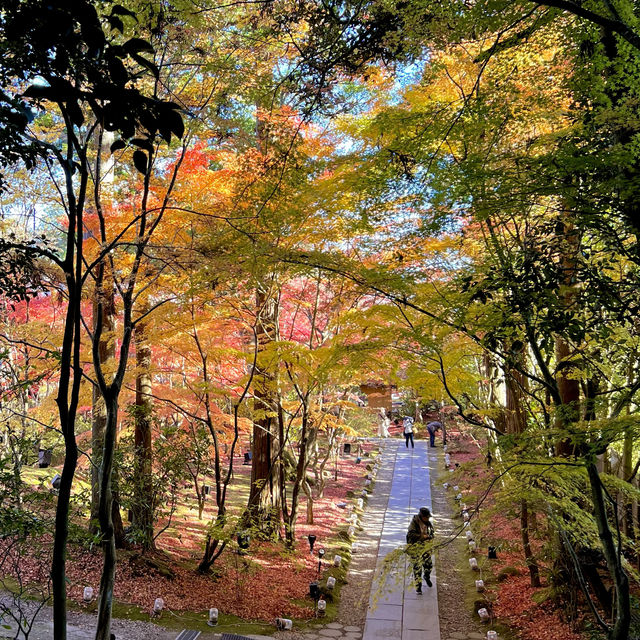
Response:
[426,421,441,447]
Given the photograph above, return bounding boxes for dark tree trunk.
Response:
[91,285,115,531]
[133,310,155,550]
[622,427,636,544]
[580,554,613,614]
[95,392,119,640]
[554,336,579,456]
[284,402,309,547]
[111,485,126,549]
[52,422,78,640]
[521,500,541,587]
[554,216,580,457]
[505,343,541,586]
[586,462,630,640]
[52,155,87,640]
[303,480,314,524]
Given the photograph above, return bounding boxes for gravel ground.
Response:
[0,599,185,640]
[429,447,484,638]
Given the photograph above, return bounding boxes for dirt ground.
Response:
[430,446,485,639]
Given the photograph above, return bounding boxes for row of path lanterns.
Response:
[79,444,380,632]
[301,448,380,629]
[442,444,500,640]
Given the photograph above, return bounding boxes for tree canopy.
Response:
[1,1,639,639]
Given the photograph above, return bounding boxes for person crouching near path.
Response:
[426,420,442,447]
[403,416,415,449]
[406,507,434,593]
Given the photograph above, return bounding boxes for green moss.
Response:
[109,603,275,636]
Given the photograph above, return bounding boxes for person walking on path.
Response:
[426,420,441,447]
[377,407,391,438]
[403,416,415,448]
[406,507,434,593]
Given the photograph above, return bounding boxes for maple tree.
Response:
[281,6,640,637]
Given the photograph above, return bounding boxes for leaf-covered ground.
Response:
[6,443,376,623]
[444,423,589,640]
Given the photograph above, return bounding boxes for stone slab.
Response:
[367,603,402,621]
[363,618,402,640]
[403,611,440,630]
[403,600,439,618]
[403,629,441,640]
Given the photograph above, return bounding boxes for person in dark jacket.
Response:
[426,421,441,447]
[406,507,434,593]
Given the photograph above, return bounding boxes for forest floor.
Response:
[1,424,617,640]
[1,440,379,638]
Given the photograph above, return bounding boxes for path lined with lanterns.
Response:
[275,437,494,640]
[0,438,498,640]
[362,439,440,640]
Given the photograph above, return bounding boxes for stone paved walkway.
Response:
[290,438,489,640]
[363,439,439,640]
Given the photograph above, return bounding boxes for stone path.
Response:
[363,439,439,640]
[290,438,488,640]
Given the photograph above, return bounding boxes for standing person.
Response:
[403,416,415,449]
[377,407,390,438]
[406,507,434,593]
[426,421,442,448]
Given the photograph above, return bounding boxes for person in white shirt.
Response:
[403,416,415,448]
[377,407,390,438]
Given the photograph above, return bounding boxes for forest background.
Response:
[0,1,639,640]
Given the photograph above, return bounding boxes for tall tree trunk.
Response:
[521,499,541,587]
[621,426,636,547]
[554,335,579,457]
[621,353,636,549]
[91,285,115,531]
[90,129,115,533]
[586,462,630,640]
[303,480,314,524]
[284,402,309,547]
[549,215,582,609]
[247,282,281,533]
[111,488,126,549]
[95,393,118,640]
[52,157,87,640]
[133,308,155,550]
[554,215,580,457]
[505,343,541,586]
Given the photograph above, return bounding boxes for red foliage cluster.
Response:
[493,554,583,640]
[64,548,317,620]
